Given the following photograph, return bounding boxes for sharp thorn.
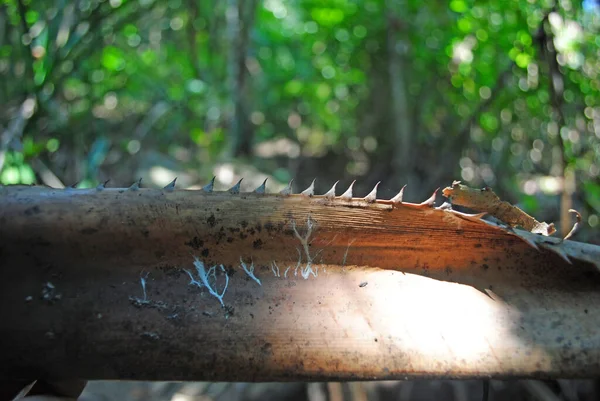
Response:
[363,181,380,203]
[515,231,540,251]
[541,242,571,264]
[420,188,439,207]
[164,177,177,192]
[96,179,110,190]
[301,178,316,197]
[390,184,407,203]
[339,180,356,200]
[436,201,453,211]
[202,177,215,193]
[67,181,79,189]
[254,178,268,194]
[280,179,294,196]
[228,178,243,194]
[563,209,582,241]
[323,180,339,199]
[129,178,142,191]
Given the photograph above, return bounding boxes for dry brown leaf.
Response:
[442,181,556,236]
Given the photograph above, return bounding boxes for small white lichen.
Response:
[291,215,319,279]
[342,238,356,266]
[129,271,158,307]
[140,271,149,302]
[184,257,229,307]
[241,257,261,286]
[271,261,281,277]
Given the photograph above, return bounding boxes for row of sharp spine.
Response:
[92,177,430,205]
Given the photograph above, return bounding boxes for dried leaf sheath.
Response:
[442,182,556,236]
[0,185,599,381]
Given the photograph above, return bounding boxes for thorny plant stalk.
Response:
[184,257,230,307]
[240,257,261,286]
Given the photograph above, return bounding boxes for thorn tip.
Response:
[420,188,439,207]
[323,180,339,199]
[390,184,407,203]
[363,181,380,203]
[229,178,243,194]
[339,180,356,200]
[96,179,110,190]
[164,177,177,191]
[129,178,142,191]
[301,179,316,197]
[254,178,268,194]
[202,177,215,193]
[280,179,294,196]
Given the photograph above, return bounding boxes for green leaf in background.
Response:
[102,46,126,72]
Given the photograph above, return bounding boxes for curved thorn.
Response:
[541,242,572,264]
[339,180,356,200]
[67,181,80,189]
[129,178,142,191]
[164,177,177,192]
[323,180,339,199]
[514,231,540,251]
[96,179,110,191]
[254,178,268,194]
[229,178,243,194]
[301,178,316,197]
[436,201,453,211]
[390,184,407,203]
[420,188,439,207]
[280,179,294,196]
[202,177,215,193]
[363,181,380,203]
[563,209,582,241]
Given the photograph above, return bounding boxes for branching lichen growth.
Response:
[271,261,281,277]
[241,257,261,286]
[291,215,319,279]
[184,257,229,307]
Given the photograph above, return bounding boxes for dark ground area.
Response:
[78,379,600,401]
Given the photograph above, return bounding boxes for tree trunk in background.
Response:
[386,0,413,187]
[186,0,202,80]
[539,13,573,237]
[203,0,225,136]
[226,0,258,158]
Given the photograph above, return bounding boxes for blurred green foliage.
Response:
[0,0,599,239]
